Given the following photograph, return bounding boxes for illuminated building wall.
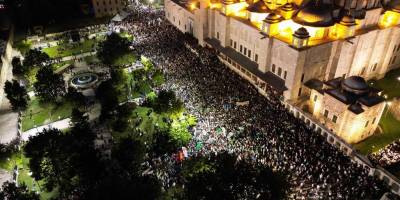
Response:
[91,0,125,18]
[164,0,400,101]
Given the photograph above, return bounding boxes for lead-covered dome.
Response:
[292,1,335,27]
[247,0,270,13]
[341,76,369,95]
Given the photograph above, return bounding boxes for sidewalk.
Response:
[22,118,71,141]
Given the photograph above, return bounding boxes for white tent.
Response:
[111,14,124,22]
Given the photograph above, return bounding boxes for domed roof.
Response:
[340,15,356,26]
[281,3,295,11]
[292,1,335,27]
[247,0,270,13]
[388,0,400,12]
[293,27,310,39]
[341,76,369,95]
[263,13,283,23]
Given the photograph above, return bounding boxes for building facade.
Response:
[165,0,400,143]
[92,0,126,18]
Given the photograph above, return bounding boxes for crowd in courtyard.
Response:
[110,4,393,199]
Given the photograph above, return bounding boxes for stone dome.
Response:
[293,27,310,39]
[340,15,356,26]
[264,13,283,23]
[292,1,335,27]
[341,76,369,95]
[247,0,270,13]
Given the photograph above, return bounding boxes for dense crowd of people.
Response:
[111,4,393,199]
[370,140,400,167]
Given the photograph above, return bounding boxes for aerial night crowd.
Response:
[109,4,394,199]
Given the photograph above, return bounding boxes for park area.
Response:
[42,39,98,58]
[21,97,72,132]
[0,151,58,199]
[354,68,400,155]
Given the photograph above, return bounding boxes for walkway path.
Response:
[22,118,71,141]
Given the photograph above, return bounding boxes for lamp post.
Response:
[385,101,392,118]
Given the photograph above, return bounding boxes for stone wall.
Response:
[390,98,400,121]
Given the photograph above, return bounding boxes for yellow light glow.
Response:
[225,2,248,17]
[209,3,222,9]
[313,97,322,116]
[276,20,325,41]
[249,12,269,28]
[347,117,365,143]
[189,2,198,10]
[379,11,400,28]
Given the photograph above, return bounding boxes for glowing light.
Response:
[379,11,400,28]
[249,12,269,28]
[190,2,198,10]
[224,2,248,17]
[276,20,325,41]
[209,3,222,9]
[347,117,365,143]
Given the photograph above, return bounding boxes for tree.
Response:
[96,80,119,121]
[70,108,89,127]
[150,90,184,115]
[112,137,146,174]
[97,32,131,66]
[11,57,24,75]
[152,129,179,156]
[179,152,288,200]
[23,49,50,70]
[0,182,39,200]
[4,80,30,111]
[65,87,86,108]
[34,66,66,103]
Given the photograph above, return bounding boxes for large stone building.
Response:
[164,0,400,143]
[91,0,126,17]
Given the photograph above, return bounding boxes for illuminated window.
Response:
[372,117,376,124]
[230,39,233,47]
[365,121,369,127]
[244,47,247,55]
[240,45,242,53]
[332,115,337,123]
[272,64,275,73]
[278,67,282,76]
[255,54,258,62]
[248,50,251,58]
[313,95,317,102]
[234,42,237,49]
[324,110,329,118]
[284,71,287,79]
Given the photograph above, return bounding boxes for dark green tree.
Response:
[11,57,24,75]
[97,32,131,66]
[179,152,288,200]
[96,80,119,121]
[151,129,179,156]
[0,182,40,200]
[23,49,50,70]
[4,80,30,111]
[150,90,184,115]
[65,87,86,108]
[33,66,66,103]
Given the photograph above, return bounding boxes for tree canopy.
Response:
[97,32,131,66]
[23,49,50,70]
[4,80,30,111]
[0,182,39,200]
[179,152,288,200]
[33,66,66,102]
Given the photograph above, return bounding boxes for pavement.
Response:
[22,118,71,141]
[0,49,19,144]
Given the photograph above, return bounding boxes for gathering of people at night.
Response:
[107,4,396,199]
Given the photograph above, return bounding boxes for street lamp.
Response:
[385,101,392,118]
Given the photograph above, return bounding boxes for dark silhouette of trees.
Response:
[0,182,39,200]
[33,66,66,103]
[97,32,131,66]
[4,80,30,111]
